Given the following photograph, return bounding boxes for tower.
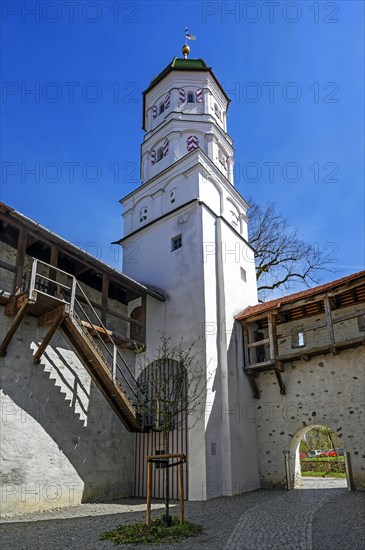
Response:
[116,48,260,499]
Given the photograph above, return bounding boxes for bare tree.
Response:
[248,200,337,301]
[135,334,205,525]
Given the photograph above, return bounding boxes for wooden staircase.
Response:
[0,259,142,432]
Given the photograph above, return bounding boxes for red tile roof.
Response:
[236,270,365,321]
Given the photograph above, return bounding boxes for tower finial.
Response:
[183,27,196,58]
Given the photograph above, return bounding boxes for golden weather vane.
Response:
[182,27,197,58]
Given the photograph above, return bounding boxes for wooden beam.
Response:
[276,360,285,373]
[13,227,27,294]
[273,368,286,395]
[268,313,278,361]
[80,320,112,338]
[328,280,365,298]
[38,305,68,327]
[74,265,91,277]
[147,453,185,460]
[247,338,270,348]
[330,345,339,356]
[0,260,15,272]
[0,300,29,356]
[49,245,58,267]
[276,311,288,323]
[245,359,274,370]
[4,292,28,316]
[33,309,66,364]
[324,296,335,344]
[48,245,59,297]
[101,274,109,325]
[245,370,260,399]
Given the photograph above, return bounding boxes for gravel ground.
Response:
[0,487,364,550]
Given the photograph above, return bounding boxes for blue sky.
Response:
[1,0,364,280]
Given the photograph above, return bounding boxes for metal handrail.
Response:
[74,293,139,399]
[25,258,140,402]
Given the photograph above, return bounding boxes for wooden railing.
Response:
[243,307,364,370]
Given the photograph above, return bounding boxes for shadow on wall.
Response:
[0,316,134,512]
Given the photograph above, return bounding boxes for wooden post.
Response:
[146,453,186,526]
[268,313,277,361]
[242,322,250,367]
[146,460,152,526]
[345,451,354,491]
[269,313,285,394]
[49,245,58,297]
[33,309,65,364]
[179,462,184,525]
[324,296,335,344]
[13,228,27,294]
[101,274,109,326]
[284,452,290,490]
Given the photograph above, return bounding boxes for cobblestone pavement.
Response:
[224,485,343,550]
[0,483,364,550]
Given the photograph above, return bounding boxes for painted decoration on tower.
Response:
[179,88,186,103]
[163,139,169,157]
[187,135,199,152]
[164,93,170,109]
[150,150,156,165]
[196,88,203,102]
[139,207,148,223]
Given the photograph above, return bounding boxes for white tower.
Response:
[117,49,260,499]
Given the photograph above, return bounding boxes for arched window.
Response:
[156,147,163,162]
[187,92,195,103]
[159,102,165,114]
[230,210,239,227]
[214,103,221,120]
[218,148,226,166]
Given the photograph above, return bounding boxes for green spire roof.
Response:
[143,57,230,102]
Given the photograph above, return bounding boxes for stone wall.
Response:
[252,346,365,490]
[0,306,135,516]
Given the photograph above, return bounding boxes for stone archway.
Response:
[289,424,347,489]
